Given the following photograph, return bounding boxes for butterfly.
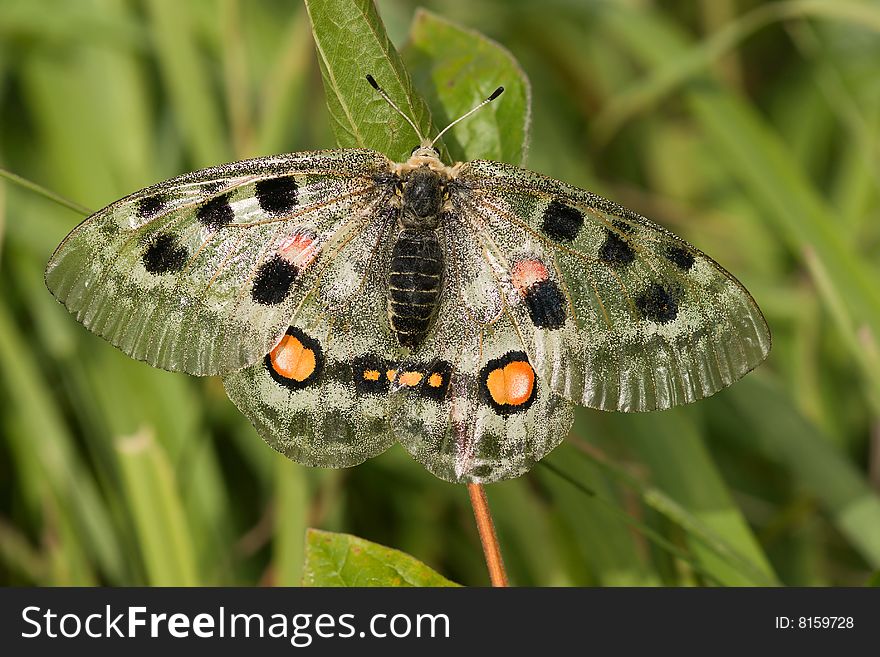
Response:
[45,75,770,484]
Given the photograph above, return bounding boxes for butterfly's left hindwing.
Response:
[45,149,393,375]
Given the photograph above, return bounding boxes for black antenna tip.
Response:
[366,74,379,90]
[488,86,504,102]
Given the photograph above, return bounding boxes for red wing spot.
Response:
[264,327,325,391]
[512,259,549,295]
[278,230,318,268]
[478,351,537,415]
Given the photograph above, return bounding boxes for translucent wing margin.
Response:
[454,160,771,412]
[45,149,393,375]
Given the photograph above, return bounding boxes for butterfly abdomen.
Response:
[388,228,443,348]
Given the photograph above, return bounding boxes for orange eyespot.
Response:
[398,371,423,387]
[386,369,397,381]
[486,360,535,408]
[269,334,317,382]
[428,372,443,388]
[363,369,380,381]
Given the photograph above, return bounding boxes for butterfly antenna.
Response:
[430,86,504,148]
[365,74,427,144]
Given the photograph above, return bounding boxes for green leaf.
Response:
[303,528,460,587]
[304,0,437,161]
[403,9,532,165]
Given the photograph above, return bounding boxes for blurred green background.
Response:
[2,0,880,587]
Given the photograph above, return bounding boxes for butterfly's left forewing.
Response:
[45,149,393,375]
[454,160,771,413]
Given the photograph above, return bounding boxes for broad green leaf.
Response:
[304,0,437,161]
[403,9,532,165]
[303,528,460,587]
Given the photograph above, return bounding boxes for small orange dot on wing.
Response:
[363,369,380,381]
[428,373,443,388]
[398,371,423,387]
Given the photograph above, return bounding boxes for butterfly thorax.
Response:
[387,164,449,349]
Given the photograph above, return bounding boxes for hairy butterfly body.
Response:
[46,79,770,483]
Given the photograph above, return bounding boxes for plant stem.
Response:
[467,482,508,587]
[0,168,92,216]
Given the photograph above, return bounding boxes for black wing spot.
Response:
[256,176,299,216]
[142,233,188,274]
[541,200,584,242]
[197,193,234,231]
[420,361,452,402]
[636,284,679,324]
[599,229,635,267]
[523,279,567,329]
[351,354,391,395]
[137,194,166,218]
[251,255,298,305]
[666,245,695,271]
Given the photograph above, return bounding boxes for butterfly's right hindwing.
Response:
[45,149,393,375]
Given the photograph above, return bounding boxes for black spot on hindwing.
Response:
[420,361,452,402]
[523,280,567,329]
[197,193,234,231]
[666,245,695,271]
[352,354,391,395]
[599,229,635,267]
[251,255,298,305]
[541,200,584,242]
[636,283,679,324]
[256,176,299,216]
[142,233,188,274]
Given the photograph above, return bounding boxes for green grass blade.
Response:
[0,168,91,216]
[144,0,229,167]
[272,457,310,586]
[116,429,199,586]
[708,376,880,569]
